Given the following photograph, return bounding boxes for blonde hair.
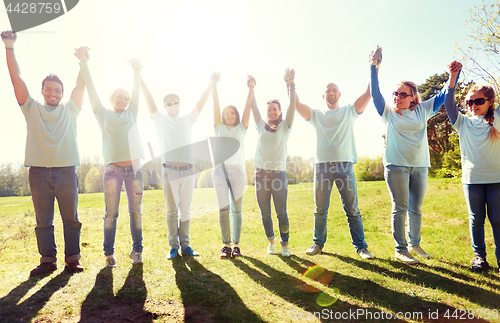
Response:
[109,88,130,104]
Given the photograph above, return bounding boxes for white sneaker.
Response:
[357,249,374,259]
[267,243,277,255]
[106,255,117,268]
[305,244,322,255]
[409,246,430,258]
[395,250,419,264]
[281,246,292,257]
[129,251,143,264]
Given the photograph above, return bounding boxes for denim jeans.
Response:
[384,165,428,252]
[463,183,500,259]
[29,166,81,263]
[313,162,368,251]
[255,168,289,245]
[161,166,195,249]
[212,164,246,244]
[103,164,143,256]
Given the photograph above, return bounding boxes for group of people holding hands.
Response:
[2,30,499,277]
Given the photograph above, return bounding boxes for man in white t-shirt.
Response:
[2,31,86,277]
[296,82,375,259]
[141,73,218,259]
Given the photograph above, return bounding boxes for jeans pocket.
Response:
[105,164,116,175]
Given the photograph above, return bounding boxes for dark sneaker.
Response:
[220,246,232,259]
[30,262,57,277]
[181,246,200,257]
[65,260,84,273]
[471,254,490,272]
[232,246,242,258]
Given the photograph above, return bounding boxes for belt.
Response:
[163,163,193,171]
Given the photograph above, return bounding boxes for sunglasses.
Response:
[466,98,490,107]
[165,101,179,107]
[392,91,412,99]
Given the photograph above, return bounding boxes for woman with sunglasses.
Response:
[250,69,296,256]
[211,74,252,258]
[76,47,144,267]
[445,61,500,273]
[369,47,456,264]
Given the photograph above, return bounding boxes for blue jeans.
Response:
[212,164,246,244]
[29,166,81,263]
[255,168,289,245]
[384,165,428,252]
[463,183,500,260]
[313,162,367,251]
[103,164,144,256]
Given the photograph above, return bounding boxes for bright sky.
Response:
[0,0,482,166]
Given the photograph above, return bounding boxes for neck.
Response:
[326,102,339,110]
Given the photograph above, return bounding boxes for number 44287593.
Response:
[444,309,498,320]
[6,2,62,14]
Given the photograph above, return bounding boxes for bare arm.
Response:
[354,83,371,114]
[295,93,312,121]
[128,59,142,114]
[241,78,254,129]
[70,72,85,109]
[284,69,296,127]
[140,77,158,115]
[192,72,219,120]
[213,82,221,127]
[247,75,261,124]
[2,31,28,105]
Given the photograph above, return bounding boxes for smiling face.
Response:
[323,83,341,108]
[393,84,414,110]
[267,102,282,123]
[222,106,239,126]
[110,89,130,113]
[41,81,64,107]
[466,90,491,116]
[164,94,180,117]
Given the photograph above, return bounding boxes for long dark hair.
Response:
[265,99,282,132]
[221,105,240,126]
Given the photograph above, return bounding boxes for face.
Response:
[41,81,63,107]
[267,103,282,122]
[164,97,180,117]
[323,83,341,107]
[111,89,130,112]
[223,108,237,126]
[393,84,414,110]
[466,91,491,116]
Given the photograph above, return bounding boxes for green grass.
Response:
[0,179,499,322]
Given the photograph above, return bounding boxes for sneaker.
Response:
[409,246,431,258]
[471,254,490,272]
[30,262,57,277]
[106,255,117,268]
[395,250,419,264]
[267,243,277,255]
[181,246,200,257]
[220,246,232,259]
[281,246,292,257]
[357,249,375,259]
[232,246,242,257]
[129,251,143,264]
[305,244,322,255]
[65,260,84,273]
[167,248,178,259]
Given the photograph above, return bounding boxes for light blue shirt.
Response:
[152,110,196,164]
[309,104,359,163]
[454,110,500,184]
[253,119,291,171]
[214,123,247,166]
[79,62,143,164]
[382,98,437,167]
[21,95,81,167]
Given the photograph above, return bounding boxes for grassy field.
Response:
[0,179,499,322]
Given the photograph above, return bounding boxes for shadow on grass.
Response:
[80,265,153,323]
[0,271,71,323]
[172,256,264,323]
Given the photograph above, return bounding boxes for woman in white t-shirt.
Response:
[211,74,252,259]
[250,70,296,257]
[445,61,500,273]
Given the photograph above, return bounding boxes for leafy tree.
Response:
[77,156,103,193]
[245,158,256,185]
[197,169,214,188]
[354,156,384,181]
[0,163,21,196]
[84,165,105,193]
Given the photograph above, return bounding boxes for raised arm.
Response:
[369,46,385,116]
[284,69,296,127]
[295,93,312,121]
[241,77,253,129]
[140,77,158,115]
[354,83,371,114]
[76,47,104,112]
[128,58,142,114]
[1,31,28,105]
[192,72,219,120]
[444,61,462,125]
[430,64,461,114]
[213,77,221,127]
[247,75,261,124]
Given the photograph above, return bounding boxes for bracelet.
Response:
[5,47,13,50]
